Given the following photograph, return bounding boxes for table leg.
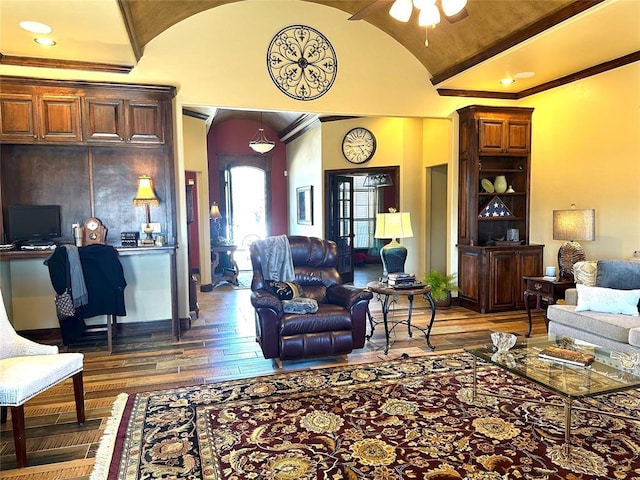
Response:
[366,307,375,339]
[524,291,533,337]
[382,294,391,354]
[423,292,437,350]
[406,294,414,337]
[563,398,572,456]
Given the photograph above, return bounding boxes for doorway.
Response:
[324,167,399,283]
[218,154,272,271]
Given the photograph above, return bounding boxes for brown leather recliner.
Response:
[250,236,373,361]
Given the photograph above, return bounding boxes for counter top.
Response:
[0,244,177,260]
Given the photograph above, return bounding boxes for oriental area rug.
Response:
[91,354,640,480]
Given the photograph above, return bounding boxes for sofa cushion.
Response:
[547,304,640,344]
[575,284,640,316]
[629,328,640,348]
[596,260,640,289]
[573,260,597,286]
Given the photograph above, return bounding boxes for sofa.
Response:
[547,260,640,353]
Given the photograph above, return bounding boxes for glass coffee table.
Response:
[464,334,640,455]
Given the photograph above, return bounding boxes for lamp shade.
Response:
[389,0,413,22]
[374,211,413,240]
[132,175,160,206]
[210,203,222,220]
[552,209,595,241]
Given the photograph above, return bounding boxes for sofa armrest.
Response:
[326,284,373,310]
[565,288,578,305]
[250,289,284,316]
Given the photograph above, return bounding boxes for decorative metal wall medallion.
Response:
[267,25,337,101]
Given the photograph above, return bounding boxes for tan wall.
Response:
[183,115,212,283]
[520,63,640,266]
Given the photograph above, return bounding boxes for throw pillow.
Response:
[575,284,640,316]
[282,298,319,314]
[572,260,597,286]
[266,281,302,300]
[596,260,640,290]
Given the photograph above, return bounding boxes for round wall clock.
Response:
[267,25,337,101]
[342,127,376,164]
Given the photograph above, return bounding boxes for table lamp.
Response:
[133,175,160,246]
[374,207,413,276]
[553,205,595,280]
[210,202,222,244]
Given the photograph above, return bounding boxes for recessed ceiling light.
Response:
[34,37,56,47]
[514,71,535,79]
[20,21,52,34]
[500,78,515,86]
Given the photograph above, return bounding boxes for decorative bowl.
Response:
[480,178,494,193]
[491,332,517,353]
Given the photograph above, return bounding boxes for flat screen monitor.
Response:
[7,204,62,243]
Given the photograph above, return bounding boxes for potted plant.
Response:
[423,270,460,308]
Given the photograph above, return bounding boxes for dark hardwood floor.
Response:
[0,265,547,478]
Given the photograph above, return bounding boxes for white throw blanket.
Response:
[254,235,295,282]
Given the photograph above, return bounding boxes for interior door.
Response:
[327,175,355,283]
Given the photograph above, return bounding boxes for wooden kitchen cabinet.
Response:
[1,79,167,146]
[456,105,543,313]
[0,93,82,143]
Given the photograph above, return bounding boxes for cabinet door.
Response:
[39,95,82,142]
[126,100,164,144]
[488,250,518,311]
[478,118,506,154]
[83,97,125,142]
[506,120,531,154]
[0,93,37,141]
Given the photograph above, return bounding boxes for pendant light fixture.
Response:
[249,112,275,154]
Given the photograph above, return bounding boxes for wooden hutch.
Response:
[456,105,543,313]
[0,76,182,337]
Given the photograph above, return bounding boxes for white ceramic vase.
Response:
[494,175,507,193]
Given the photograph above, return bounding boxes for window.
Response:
[353,176,379,249]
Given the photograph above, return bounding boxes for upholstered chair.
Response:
[250,236,373,361]
[0,289,85,468]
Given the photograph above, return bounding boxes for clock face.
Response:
[342,127,376,164]
[86,220,99,231]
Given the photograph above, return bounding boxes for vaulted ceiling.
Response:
[1,0,638,134]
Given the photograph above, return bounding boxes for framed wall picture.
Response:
[296,185,313,225]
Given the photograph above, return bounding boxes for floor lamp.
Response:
[553,205,595,280]
[374,208,413,277]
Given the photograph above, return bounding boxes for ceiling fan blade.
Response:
[349,0,394,21]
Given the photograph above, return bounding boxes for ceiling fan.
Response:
[349,0,468,24]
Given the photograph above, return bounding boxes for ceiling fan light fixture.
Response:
[441,0,467,17]
[390,0,413,22]
[413,0,431,10]
[418,4,440,26]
